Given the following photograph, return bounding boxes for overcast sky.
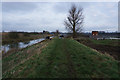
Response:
[2,2,118,32]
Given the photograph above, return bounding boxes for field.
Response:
[75,38,120,61]
[3,38,119,78]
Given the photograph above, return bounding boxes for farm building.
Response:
[92,31,98,36]
[86,31,120,39]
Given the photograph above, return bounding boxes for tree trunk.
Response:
[73,24,76,38]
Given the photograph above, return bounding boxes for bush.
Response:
[8,31,19,39]
[23,32,30,37]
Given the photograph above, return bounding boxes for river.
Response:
[1,37,48,53]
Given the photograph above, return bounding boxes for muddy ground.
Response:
[75,39,120,61]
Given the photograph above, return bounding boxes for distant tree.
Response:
[56,30,59,36]
[43,30,45,33]
[64,4,84,38]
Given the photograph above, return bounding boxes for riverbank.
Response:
[3,38,119,78]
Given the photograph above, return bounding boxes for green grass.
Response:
[2,40,49,76]
[3,38,119,78]
[91,39,120,46]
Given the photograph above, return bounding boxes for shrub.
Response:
[23,32,30,37]
[8,31,19,39]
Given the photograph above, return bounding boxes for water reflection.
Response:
[23,41,30,44]
[1,38,45,53]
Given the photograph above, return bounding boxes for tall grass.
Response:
[8,31,19,39]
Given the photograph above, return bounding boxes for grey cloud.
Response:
[2,2,37,13]
[53,2,90,14]
[2,2,118,32]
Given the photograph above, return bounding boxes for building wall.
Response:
[92,31,98,36]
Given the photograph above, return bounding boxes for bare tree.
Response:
[64,4,84,38]
[56,30,59,36]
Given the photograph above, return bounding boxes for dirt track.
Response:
[63,40,77,78]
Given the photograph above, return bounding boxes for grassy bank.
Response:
[3,38,119,78]
[3,39,50,77]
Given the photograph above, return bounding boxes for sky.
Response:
[2,2,118,32]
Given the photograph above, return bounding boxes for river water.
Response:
[1,38,46,53]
